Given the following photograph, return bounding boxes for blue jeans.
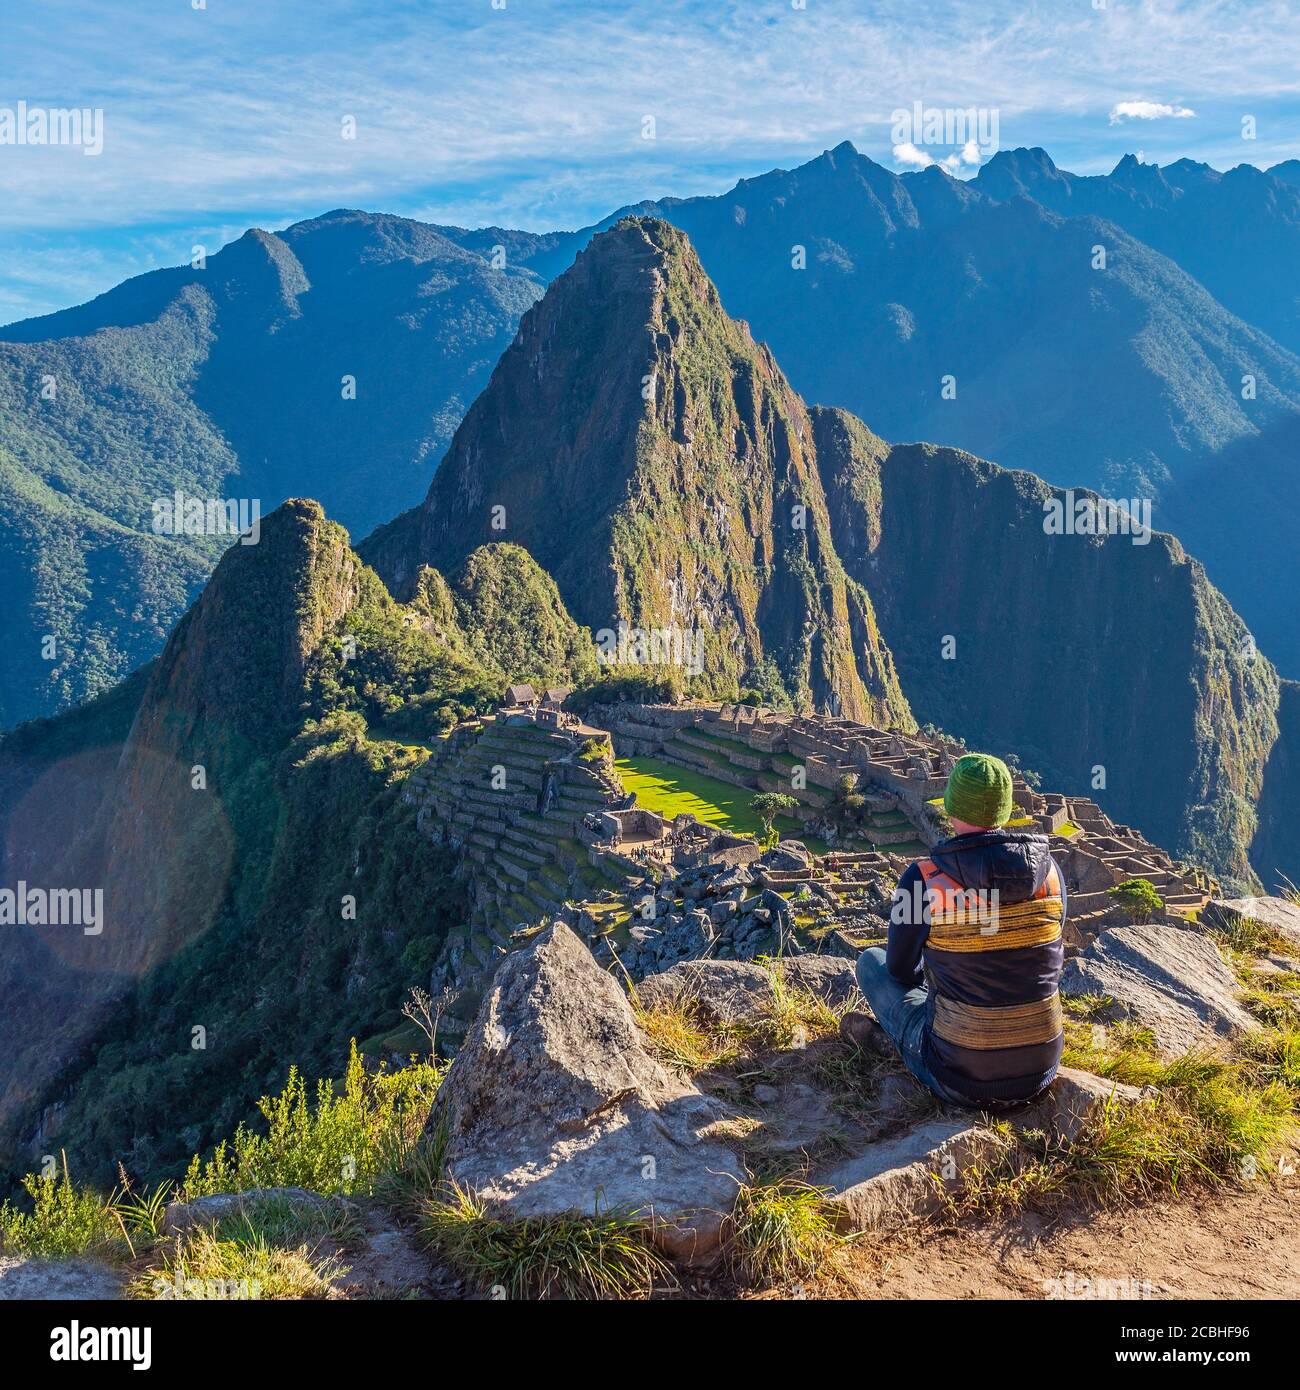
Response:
[854,947,971,1106]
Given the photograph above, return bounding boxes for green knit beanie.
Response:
[944,753,1014,828]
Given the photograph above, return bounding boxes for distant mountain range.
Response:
[583,144,1300,677]
[2,141,1298,731]
[0,214,546,724]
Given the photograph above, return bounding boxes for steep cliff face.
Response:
[813,407,1280,886]
[98,498,367,980]
[364,218,912,726]
[585,145,1300,676]
[1251,680,1300,890]
[0,502,363,1140]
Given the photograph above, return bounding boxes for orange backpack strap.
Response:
[1035,861,1063,900]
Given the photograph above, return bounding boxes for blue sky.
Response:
[0,0,1297,323]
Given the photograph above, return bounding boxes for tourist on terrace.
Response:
[841,753,1066,1109]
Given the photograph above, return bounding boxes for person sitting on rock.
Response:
[841,753,1066,1109]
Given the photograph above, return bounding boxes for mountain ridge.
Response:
[4,141,1300,729]
[365,214,1287,887]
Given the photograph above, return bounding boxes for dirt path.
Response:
[820,1176,1300,1300]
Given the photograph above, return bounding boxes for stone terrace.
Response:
[401,710,632,1037]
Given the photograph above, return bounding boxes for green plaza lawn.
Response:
[615,756,805,842]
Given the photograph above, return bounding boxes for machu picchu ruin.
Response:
[403,696,1218,1046]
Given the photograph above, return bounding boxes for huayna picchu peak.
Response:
[363,216,913,729]
[360,216,1289,892]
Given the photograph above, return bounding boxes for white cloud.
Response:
[1,0,1289,236]
[892,142,934,169]
[1108,100,1197,123]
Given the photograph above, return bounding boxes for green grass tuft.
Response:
[952,1016,1300,1218]
[418,1184,670,1299]
[135,1228,346,1301]
[724,1179,849,1285]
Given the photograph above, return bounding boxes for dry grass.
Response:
[631,961,845,1076]
[131,1195,356,1300]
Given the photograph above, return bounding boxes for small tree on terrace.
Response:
[1107,877,1163,926]
[832,771,865,820]
[751,792,798,846]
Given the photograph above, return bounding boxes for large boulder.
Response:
[635,956,856,1026]
[823,1120,1008,1230]
[1060,923,1257,1054]
[821,1066,1149,1232]
[708,842,763,870]
[780,956,859,1012]
[636,960,772,1024]
[1020,1066,1150,1144]
[428,921,743,1258]
[161,1187,342,1235]
[1206,897,1300,947]
[763,840,810,873]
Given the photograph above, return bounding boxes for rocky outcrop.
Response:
[1207,895,1300,947]
[429,921,744,1257]
[822,1066,1147,1231]
[636,956,858,1024]
[824,1120,1009,1231]
[1036,1066,1151,1145]
[1061,923,1258,1053]
[1250,680,1300,892]
[0,1256,126,1301]
[161,1187,345,1235]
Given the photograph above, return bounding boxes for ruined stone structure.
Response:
[591,701,1213,934]
[400,711,628,1035]
[403,698,1213,1045]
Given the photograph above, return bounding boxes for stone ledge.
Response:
[821,1066,1148,1233]
[823,1119,1009,1230]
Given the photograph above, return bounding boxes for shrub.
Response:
[1107,877,1163,925]
[0,1154,128,1260]
[179,1042,444,1201]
